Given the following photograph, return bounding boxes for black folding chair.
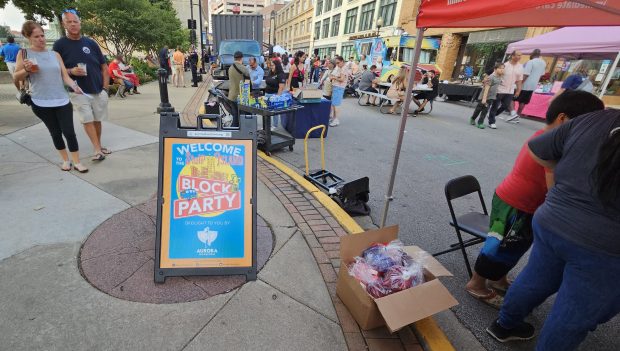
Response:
[433,175,490,277]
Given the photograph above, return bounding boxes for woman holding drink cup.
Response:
[13,20,88,173]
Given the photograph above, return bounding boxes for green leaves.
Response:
[78,0,185,59]
[11,0,75,24]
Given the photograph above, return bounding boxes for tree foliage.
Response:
[9,0,75,25]
[79,0,185,60]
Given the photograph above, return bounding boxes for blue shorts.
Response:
[331,86,345,106]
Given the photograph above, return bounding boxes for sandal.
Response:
[489,279,514,295]
[101,147,112,155]
[92,153,105,161]
[466,288,504,309]
[61,161,72,171]
[73,163,89,173]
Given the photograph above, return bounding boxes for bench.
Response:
[356,89,399,113]
[356,89,434,115]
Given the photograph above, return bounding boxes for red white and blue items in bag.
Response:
[348,240,425,298]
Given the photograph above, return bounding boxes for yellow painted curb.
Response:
[258,150,363,234]
[413,318,456,351]
[257,150,455,351]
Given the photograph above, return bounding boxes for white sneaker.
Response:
[489,123,497,129]
[507,113,520,122]
[329,118,340,127]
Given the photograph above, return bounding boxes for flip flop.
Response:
[466,288,504,309]
[101,147,112,155]
[92,153,105,161]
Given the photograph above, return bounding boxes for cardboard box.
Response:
[294,88,323,103]
[336,225,458,333]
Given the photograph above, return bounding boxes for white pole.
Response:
[598,51,620,99]
[380,27,425,228]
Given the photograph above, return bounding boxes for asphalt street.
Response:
[272,96,619,351]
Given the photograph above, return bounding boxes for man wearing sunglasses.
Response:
[53,9,111,162]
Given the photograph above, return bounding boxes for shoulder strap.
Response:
[233,63,249,78]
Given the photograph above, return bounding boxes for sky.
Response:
[0,2,28,31]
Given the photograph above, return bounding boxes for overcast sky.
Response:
[1,2,28,31]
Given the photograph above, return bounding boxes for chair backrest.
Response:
[444,175,488,215]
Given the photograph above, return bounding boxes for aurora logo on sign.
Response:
[447,0,466,5]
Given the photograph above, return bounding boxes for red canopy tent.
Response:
[381,0,620,226]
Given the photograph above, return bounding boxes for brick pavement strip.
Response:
[257,158,421,350]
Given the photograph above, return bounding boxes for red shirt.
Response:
[495,129,548,214]
[108,61,122,78]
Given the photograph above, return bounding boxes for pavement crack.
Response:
[179,287,240,351]
[258,278,340,325]
[269,229,300,258]
[112,258,151,290]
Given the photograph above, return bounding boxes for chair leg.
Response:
[454,228,473,277]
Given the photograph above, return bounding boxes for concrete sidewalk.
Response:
[0,77,426,350]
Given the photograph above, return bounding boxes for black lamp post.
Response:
[157,68,175,113]
[270,11,277,49]
[376,17,384,38]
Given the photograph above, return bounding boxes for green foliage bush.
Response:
[0,59,7,71]
[129,58,158,83]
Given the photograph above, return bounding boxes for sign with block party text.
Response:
[160,138,253,269]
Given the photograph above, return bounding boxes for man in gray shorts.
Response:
[53,10,110,161]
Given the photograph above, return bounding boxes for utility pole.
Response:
[198,0,205,73]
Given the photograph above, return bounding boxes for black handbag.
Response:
[16,49,32,106]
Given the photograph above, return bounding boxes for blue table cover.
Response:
[282,99,332,138]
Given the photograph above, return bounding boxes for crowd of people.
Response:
[158,45,203,88]
[457,48,620,350]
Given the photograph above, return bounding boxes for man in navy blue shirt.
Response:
[53,10,111,162]
[0,36,21,88]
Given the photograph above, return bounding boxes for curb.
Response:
[257,151,455,351]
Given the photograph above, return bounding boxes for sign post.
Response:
[154,113,257,283]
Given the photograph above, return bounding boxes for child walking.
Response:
[470,63,504,129]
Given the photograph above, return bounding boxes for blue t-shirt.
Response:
[560,74,584,90]
[0,42,21,63]
[529,110,620,256]
[53,36,106,94]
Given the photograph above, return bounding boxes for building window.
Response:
[335,0,343,8]
[294,24,298,37]
[341,44,356,60]
[378,0,396,26]
[316,0,323,15]
[314,22,321,40]
[331,14,340,37]
[359,1,376,32]
[325,0,332,12]
[344,8,358,34]
[307,19,312,32]
[300,21,305,34]
[322,18,330,38]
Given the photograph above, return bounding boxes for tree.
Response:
[8,0,75,25]
[0,25,11,38]
[79,0,185,59]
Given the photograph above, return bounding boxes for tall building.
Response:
[274,0,314,54]
[211,0,268,15]
[309,0,405,59]
[261,1,287,48]
[172,0,209,46]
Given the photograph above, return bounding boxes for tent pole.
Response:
[598,51,620,99]
[380,27,425,228]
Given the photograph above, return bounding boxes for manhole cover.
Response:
[79,198,273,303]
